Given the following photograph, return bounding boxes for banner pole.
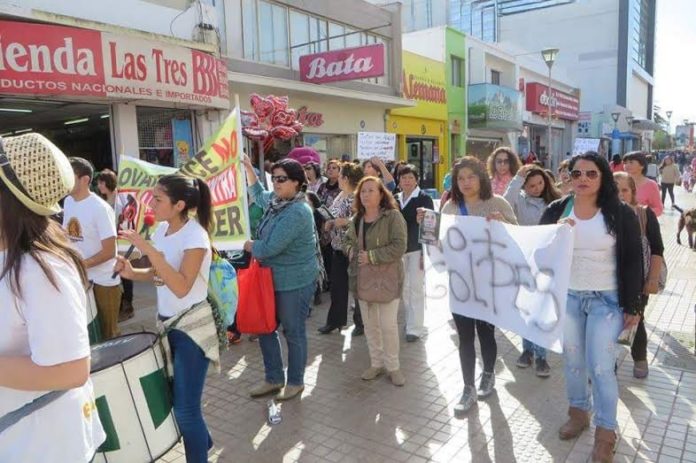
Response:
[258,139,266,189]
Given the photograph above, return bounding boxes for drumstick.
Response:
[112,213,156,279]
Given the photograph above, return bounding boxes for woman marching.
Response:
[540,152,642,463]
[623,151,663,217]
[362,157,397,191]
[344,177,407,386]
[658,155,680,208]
[487,147,522,195]
[419,156,517,415]
[504,164,561,377]
[614,172,664,378]
[0,134,105,462]
[241,157,319,401]
[115,174,219,463]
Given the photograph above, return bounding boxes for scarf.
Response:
[257,191,327,287]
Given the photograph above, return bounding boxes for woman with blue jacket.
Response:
[242,156,319,402]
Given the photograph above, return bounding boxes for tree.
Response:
[653,129,672,149]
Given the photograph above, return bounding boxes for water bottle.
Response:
[267,400,281,425]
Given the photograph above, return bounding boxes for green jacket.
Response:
[343,209,408,296]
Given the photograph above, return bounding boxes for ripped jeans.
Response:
[563,290,624,430]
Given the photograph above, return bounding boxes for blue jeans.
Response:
[259,283,315,386]
[563,290,624,430]
[522,338,547,360]
[168,329,212,463]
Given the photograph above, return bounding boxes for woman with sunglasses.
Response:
[487,147,521,195]
[613,172,664,379]
[241,157,320,402]
[319,163,365,335]
[419,157,517,415]
[504,164,561,377]
[540,152,642,463]
[622,151,663,217]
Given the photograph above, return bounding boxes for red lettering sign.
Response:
[402,71,447,104]
[299,44,385,84]
[0,20,229,109]
[525,82,579,121]
[297,106,324,127]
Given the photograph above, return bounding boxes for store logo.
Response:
[297,106,324,127]
[299,44,385,84]
[0,37,97,76]
[402,71,446,104]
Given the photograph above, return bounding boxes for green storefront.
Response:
[445,27,467,163]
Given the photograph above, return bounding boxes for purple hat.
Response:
[287,146,320,165]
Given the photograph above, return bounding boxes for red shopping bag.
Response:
[236,259,277,334]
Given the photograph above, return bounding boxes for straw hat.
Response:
[0,133,75,216]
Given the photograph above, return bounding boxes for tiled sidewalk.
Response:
[124,188,696,463]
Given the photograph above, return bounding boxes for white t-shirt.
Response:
[569,209,617,291]
[151,220,212,318]
[63,194,120,287]
[0,252,105,462]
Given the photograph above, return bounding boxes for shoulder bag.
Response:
[356,218,401,304]
[636,206,667,292]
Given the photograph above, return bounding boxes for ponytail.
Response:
[195,178,213,232]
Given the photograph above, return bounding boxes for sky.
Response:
[653,0,696,130]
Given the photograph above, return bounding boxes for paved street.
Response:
[123,188,696,463]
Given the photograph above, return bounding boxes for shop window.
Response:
[451,56,465,87]
[309,17,328,53]
[242,0,259,61]
[137,107,194,167]
[290,11,310,70]
[258,1,289,66]
[491,69,501,85]
[328,22,345,50]
[345,27,361,48]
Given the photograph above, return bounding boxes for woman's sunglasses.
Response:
[569,169,599,180]
[271,175,289,183]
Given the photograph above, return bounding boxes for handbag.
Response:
[356,218,401,303]
[236,258,277,334]
[637,206,667,293]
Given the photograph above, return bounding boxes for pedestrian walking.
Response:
[658,155,680,208]
[623,151,663,217]
[487,147,521,195]
[610,154,624,173]
[421,156,517,415]
[319,162,365,335]
[557,160,573,195]
[114,173,219,463]
[396,164,434,342]
[344,177,407,386]
[64,157,122,340]
[504,164,561,377]
[540,152,642,463]
[0,133,106,462]
[363,157,397,191]
[241,157,319,401]
[614,172,665,378]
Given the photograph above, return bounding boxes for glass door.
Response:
[406,138,436,189]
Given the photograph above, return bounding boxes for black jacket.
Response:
[539,196,644,315]
[399,190,434,253]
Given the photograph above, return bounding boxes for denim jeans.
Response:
[563,290,624,430]
[168,329,212,463]
[259,282,315,386]
[522,338,547,360]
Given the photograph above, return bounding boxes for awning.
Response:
[631,119,662,131]
[228,72,415,109]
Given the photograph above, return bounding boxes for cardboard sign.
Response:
[357,131,396,161]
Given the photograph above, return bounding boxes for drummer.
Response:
[114,173,218,463]
[0,134,106,461]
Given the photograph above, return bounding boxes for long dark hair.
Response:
[0,182,87,297]
[569,151,620,234]
[524,167,561,204]
[623,151,648,175]
[157,174,213,232]
[450,156,493,206]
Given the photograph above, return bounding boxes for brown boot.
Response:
[558,407,590,440]
[591,427,617,462]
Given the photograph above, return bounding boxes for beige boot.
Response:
[249,381,283,398]
[591,427,617,462]
[275,384,304,401]
[361,366,385,381]
[558,407,590,440]
[388,369,405,387]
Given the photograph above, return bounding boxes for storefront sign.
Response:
[525,83,579,121]
[468,83,523,130]
[391,51,447,120]
[299,44,385,84]
[357,131,396,161]
[296,106,324,127]
[0,20,229,109]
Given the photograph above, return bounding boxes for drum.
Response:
[90,333,180,463]
[86,283,103,345]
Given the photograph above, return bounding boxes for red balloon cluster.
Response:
[241,94,304,143]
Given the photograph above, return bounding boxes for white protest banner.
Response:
[573,137,601,155]
[424,215,573,353]
[357,131,396,161]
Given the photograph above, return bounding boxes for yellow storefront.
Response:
[388,51,448,190]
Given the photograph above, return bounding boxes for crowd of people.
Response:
[0,128,678,463]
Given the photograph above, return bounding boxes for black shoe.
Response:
[477,372,495,399]
[405,334,419,342]
[318,325,339,334]
[454,386,477,416]
[352,325,364,336]
[535,358,551,377]
[516,351,534,368]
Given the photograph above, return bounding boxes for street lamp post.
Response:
[611,112,621,156]
[541,48,559,168]
[666,110,673,148]
[625,115,635,151]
